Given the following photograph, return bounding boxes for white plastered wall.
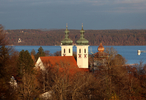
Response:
[61,45,73,56]
[35,57,45,71]
[76,45,89,68]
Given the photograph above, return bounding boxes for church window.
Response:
[79,49,81,53]
[84,54,87,58]
[64,49,65,53]
[69,49,70,53]
[84,49,86,53]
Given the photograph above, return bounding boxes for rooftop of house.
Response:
[35,56,89,75]
[40,56,78,68]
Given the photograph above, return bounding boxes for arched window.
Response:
[79,49,81,53]
[64,49,65,53]
[69,49,70,53]
[84,49,86,53]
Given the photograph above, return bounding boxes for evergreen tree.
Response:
[17,50,34,78]
[31,49,36,56]
[0,46,10,78]
[35,46,45,60]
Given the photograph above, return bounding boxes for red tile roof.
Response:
[40,56,78,68]
[39,56,89,75]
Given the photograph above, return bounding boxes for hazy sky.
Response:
[0,0,146,30]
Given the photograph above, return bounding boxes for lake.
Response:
[12,45,146,64]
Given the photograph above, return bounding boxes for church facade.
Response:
[61,24,89,68]
[35,24,90,71]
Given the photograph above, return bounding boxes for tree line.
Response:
[6,29,146,46]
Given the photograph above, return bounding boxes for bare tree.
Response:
[17,72,39,100]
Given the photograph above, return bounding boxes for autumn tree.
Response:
[0,25,8,45]
[93,47,129,99]
[0,25,18,100]
[44,50,52,56]
[0,25,9,99]
[53,51,61,56]
[99,47,142,99]
[110,54,126,66]
[0,46,12,99]
[30,49,36,63]
[17,72,39,100]
[37,62,99,100]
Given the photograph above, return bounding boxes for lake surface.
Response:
[12,45,146,64]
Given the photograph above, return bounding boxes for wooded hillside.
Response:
[6,29,146,46]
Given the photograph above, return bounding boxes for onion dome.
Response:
[61,24,73,45]
[98,43,104,52]
[76,24,89,45]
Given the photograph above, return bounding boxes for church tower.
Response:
[76,24,89,68]
[61,24,73,56]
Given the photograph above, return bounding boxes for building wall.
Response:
[76,45,89,68]
[35,57,45,71]
[61,45,73,56]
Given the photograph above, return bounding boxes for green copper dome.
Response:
[61,24,73,45]
[76,24,89,45]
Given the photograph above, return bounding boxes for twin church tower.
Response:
[61,24,89,68]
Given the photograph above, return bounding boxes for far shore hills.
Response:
[6,29,146,46]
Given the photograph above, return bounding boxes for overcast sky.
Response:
[0,0,146,30]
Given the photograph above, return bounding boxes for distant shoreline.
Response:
[6,29,146,46]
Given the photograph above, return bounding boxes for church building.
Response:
[60,24,89,68]
[35,24,90,71]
